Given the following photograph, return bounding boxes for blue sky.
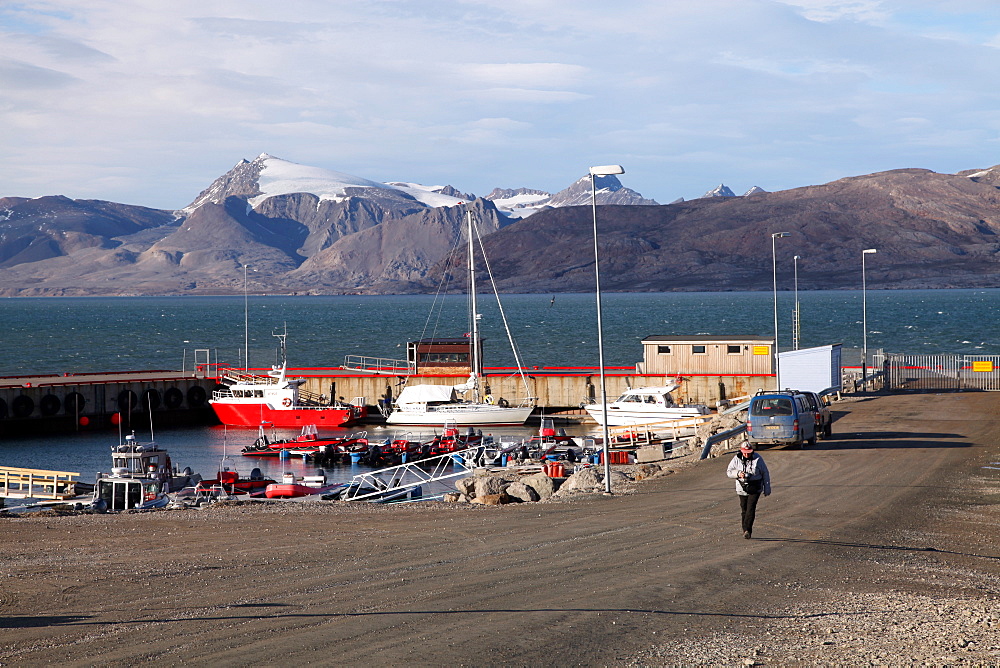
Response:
[2,0,1000,209]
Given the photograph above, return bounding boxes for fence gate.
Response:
[883,353,1000,391]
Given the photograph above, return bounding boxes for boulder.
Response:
[504,482,540,503]
[557,467,604,495]
[471,492,511,505]
[473,475,509,499]
[455,476,477,496]
[442,492,470,503]
[520,472,558,499]
[633,464,662,481]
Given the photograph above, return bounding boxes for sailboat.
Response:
[385,211,534,426]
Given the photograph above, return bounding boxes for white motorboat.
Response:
[584,384,712,427]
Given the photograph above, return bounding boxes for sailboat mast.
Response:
[467,210,482,378]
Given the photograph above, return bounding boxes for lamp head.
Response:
[772,232,790,239]
[589,165,625,176]
[863,248,877,254]
[793,255,801,260]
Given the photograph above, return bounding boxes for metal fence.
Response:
[881,353,1000,392]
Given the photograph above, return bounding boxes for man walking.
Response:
[726,442,771,539]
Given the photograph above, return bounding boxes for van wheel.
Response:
[824,423,833,439]
[807,435,817,447]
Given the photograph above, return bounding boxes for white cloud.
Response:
[1,0,1000,208]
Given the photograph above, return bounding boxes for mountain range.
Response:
[0,154,998,296]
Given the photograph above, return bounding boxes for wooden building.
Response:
[406,337,481,375]
[636,335,776,402]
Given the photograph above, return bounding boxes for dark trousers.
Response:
[739,493,761,533]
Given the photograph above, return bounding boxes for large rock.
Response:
[504,482,540,503]
[455,476,477,496]
[470,492,511,505]
[473,475,510,498]
[520,472,558,499]
[556,468,604,495]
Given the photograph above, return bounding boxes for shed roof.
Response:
[641,335,774,344]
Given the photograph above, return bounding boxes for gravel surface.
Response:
[2,392,999,666]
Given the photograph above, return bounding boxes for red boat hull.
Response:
[264,483,320,499]
[209,401,362,428]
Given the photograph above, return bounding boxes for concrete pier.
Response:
[0,365,773,437]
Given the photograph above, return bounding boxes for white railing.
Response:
[342,355,415,374]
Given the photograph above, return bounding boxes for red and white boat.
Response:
[210,332,367,428]
[264,472,346,499]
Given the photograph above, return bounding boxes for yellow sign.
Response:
[752,345,770,355]
[972,360,994,372]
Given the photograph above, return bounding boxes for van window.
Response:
[751,397,793,416]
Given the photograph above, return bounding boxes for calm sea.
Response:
[1,289,998,490]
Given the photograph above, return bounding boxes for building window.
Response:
[657,345,672,354]
[692,345,707,354]
[727,345,742,354]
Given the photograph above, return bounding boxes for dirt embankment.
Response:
[1,392,999,666]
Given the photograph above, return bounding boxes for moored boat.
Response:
[384,211,534,426]
[92,433,198,511]
[584,383,712,427]
[264,472,346,499]
[210,331,367,428]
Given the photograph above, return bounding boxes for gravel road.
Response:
[1,392,998,666]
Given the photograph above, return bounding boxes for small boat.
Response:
[92,433,198,512]
[584,383,712,427]
[264,472,346,499]
[210,330,367,428]
[194,467,275,496]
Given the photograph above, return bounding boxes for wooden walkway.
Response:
[0,466,81,500]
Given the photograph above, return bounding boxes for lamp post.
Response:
[862,248,877,383]
[793,255,801,350]
[590,164,624,495]
[771,232,790,389]
[243,264,250,373]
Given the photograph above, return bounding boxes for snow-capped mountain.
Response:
[702,184,736,198]
[701,184,767,198]
[186,153,470,213]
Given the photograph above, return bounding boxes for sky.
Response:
[3,0,1000,210]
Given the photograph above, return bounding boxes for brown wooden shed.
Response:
[637,335,775,376]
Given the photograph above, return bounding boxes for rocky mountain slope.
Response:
[1,157,1000,295]
[422,166,1000,293]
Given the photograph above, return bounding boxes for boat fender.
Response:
[484,395,494,404]
[497,398,510,408]
[281,398,292,407]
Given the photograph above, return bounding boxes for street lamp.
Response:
[243,264,250,373]
[862,248,877,383]
[590,164,624,495]
[793,255,801,350]
[771,232,790,389]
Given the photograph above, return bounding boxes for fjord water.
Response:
[3,289,999,375]
[1,289,998,485]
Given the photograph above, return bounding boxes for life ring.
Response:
[484,395,494,405]
[281,397,293,408]
[497,398,510,408]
